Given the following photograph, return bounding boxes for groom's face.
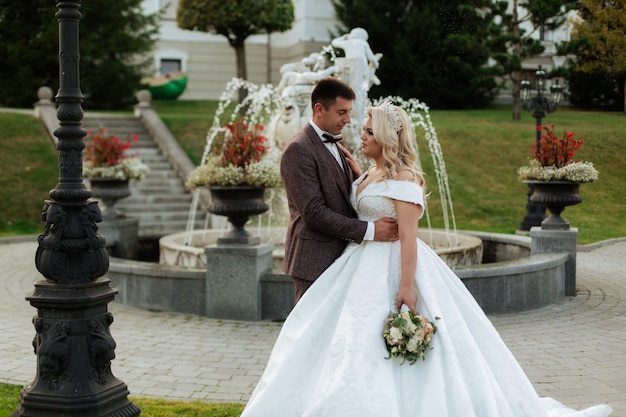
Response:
[317,97,352,136]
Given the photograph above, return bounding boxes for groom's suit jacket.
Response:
[280,123,368,282]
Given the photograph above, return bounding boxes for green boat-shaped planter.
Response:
[142,72,188,100]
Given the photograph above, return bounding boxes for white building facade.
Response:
[141,0,574,101]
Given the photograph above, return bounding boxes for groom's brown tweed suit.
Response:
[280,123,368,286]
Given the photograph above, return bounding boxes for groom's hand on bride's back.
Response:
[373,217,399,242]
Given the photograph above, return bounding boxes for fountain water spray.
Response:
[184,28,459,249]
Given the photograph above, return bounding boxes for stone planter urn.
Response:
[208,186,269,245]
[527,181,582,230]
[88,178,131,220]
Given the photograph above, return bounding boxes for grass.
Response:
[0,112,59,235]
[159,102,625,244]
[0,384,20,416]
[0,383,245,417]
[151,100,220,166]
[424,107,625,243]
[1,104,625,243]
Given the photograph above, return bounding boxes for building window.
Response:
[161,0,178,20]
[161,59,182,75]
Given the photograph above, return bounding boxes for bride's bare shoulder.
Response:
[394,168,420,184]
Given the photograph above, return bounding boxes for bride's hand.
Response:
[338,143,362,177]
[396,286,417,312]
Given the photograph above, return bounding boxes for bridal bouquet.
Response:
[383,308,437,365]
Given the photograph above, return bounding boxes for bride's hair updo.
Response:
[368,102,424,185]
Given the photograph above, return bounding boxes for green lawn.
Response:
[1,104,624,243]
[424,107,625,243]
[160,102,625,244]
[0,383,245,417]
[0,112,58,235]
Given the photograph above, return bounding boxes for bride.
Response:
[239,102,612,417]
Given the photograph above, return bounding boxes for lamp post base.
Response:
[519,184,546,231]
[10,278,140,417]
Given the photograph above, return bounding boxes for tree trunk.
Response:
[511,0,521,121]
[512,71,521,121]
[235,42,248,105]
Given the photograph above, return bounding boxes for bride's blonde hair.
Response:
[368,103,424,185]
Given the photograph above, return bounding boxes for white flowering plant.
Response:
[517,124,598,183]
[83,157,150,181]
[83,128,149,180]
[517,159,598,183]
[187,154,281,188]
[382,308,437,365]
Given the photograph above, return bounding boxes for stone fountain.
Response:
[158,27,482,317]
[105,28,576,322]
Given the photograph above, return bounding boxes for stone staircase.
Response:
[82,114,207,240]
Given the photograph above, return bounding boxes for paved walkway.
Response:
[1,236,625,415]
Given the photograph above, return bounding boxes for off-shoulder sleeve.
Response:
[373,180,424,207]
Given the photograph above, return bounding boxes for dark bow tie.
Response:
[322,132,342,144]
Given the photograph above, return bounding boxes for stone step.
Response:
[136,220,206,239]
[127,148,163,157]
[83,116,145,128]
[122,193,194,203]
[120,201,195,212]
[141,170,179,179]
[135,156,170,165]
[131,177,186,188]
[114,210,196,223]
[130,185,187,195]
[142,162,176,171]
[82,114,200,241]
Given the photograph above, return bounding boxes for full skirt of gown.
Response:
[240,180,612,417]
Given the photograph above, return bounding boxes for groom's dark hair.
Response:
[311,77,355,111]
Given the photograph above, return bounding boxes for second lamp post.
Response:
[518,65,563,231]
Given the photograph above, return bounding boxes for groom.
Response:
[280,77,398,302]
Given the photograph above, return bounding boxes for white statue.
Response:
[272,61,337,150]
[331,27,382,133]
[270,28,382,152]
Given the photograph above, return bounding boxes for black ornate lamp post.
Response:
[10,1,139,416]
[518,65,563,231]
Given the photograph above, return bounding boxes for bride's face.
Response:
[360,117,382,160]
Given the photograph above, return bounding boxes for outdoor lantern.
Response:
[520,78,531,104]
[550,80,563,107]
[535,67,546,91]
[518,65,562,232]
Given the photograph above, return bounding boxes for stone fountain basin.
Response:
[158,227,484,270]
[107,229,567,319]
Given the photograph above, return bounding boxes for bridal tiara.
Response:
[379,101,402,132]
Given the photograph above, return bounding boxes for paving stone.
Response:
[2,238,624,415]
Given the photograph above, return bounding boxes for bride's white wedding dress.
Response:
[241,177,612,417]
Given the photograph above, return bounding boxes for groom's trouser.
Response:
[292,276,315,304]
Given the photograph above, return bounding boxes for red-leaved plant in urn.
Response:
[82,128,149,180]
[531,124,583,168]
[210,118,268,168]
[186,118,281,189]
[84,128,138,167]
[518,124,598,183]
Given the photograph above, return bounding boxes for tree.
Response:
[177,0,294,102]
[332,0,499,109]
[0,0,159,110]
[566,0,626,113]
[79,1,160,109]
[486,0,578,120]
[0,0,59,108]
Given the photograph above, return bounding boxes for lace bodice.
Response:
[351,176,424,221]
